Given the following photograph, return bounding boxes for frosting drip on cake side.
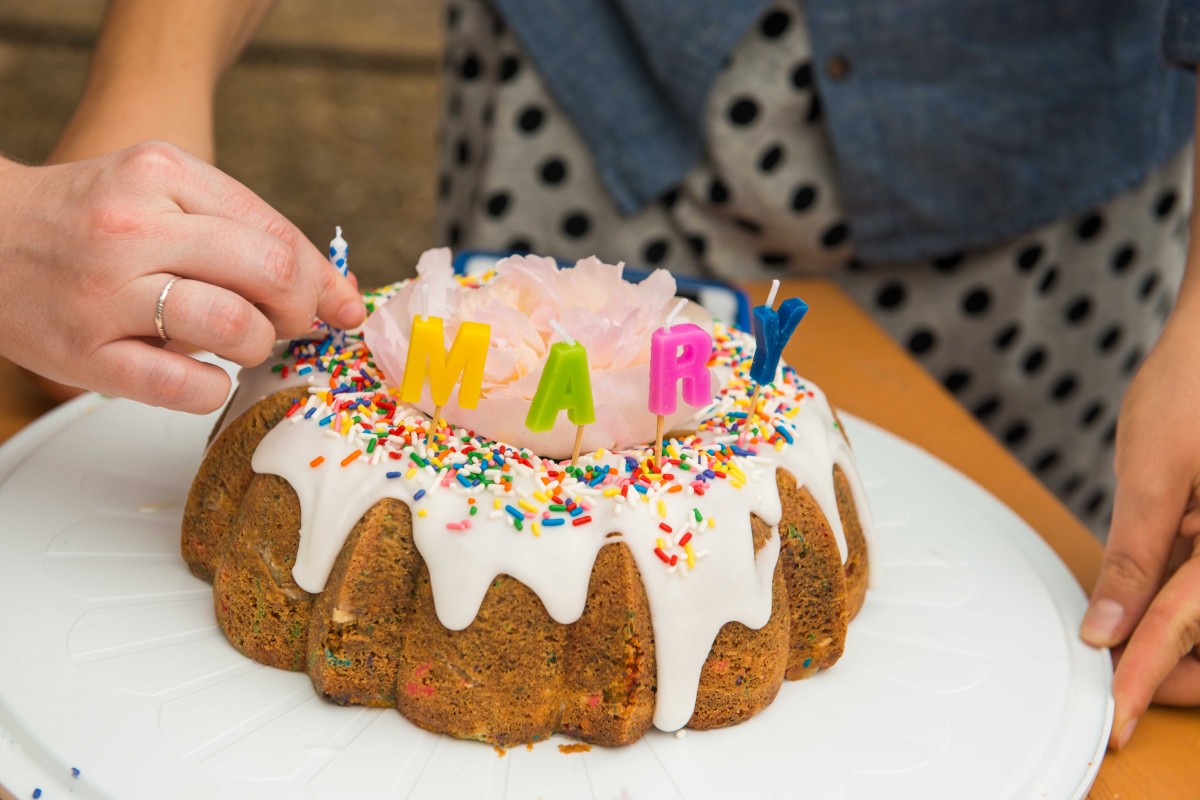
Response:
[244,310,874,732]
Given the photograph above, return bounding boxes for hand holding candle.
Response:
[526,319,596,465]
[648,298,714,470]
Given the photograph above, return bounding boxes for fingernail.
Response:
[1117,717,1137,749]
[337,300,365,328]
[1081,598,1124,645]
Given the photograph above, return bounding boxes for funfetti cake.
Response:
[182,249,873,746]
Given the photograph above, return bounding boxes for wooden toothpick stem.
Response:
[427,405,442,447]
[747,383,763,420]
[655,414,665,472]
[571,424,585,466]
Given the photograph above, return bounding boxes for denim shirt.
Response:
[491,0,1195,263]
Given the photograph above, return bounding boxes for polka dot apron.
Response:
[438,0,1193,537]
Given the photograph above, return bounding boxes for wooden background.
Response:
[0,0,446,287]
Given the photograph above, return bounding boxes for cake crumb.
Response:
[558,743,592,754]
[493,745,507,758]
[674,729,688,739]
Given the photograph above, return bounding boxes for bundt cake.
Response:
[182,252,873,747]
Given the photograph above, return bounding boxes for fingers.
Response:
[162,215,319,338]
[1082,476,1184,648]
[1109,557,1200,749]
[153,278,275,366]
[125,143,364,329]
[1150,651,1200,706]
[89,338,232,413]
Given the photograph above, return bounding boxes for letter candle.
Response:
[525,319,596,465]
[648,298,714,470]
[747,279,809,422]
[401,284,491,446]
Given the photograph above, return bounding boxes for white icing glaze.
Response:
[244,325,874,732]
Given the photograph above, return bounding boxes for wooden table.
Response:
[0,279,1196,799]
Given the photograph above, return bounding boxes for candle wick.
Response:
[765,279,780,310]
[664,298,687,330]
[550,318,576,346]
[335,225,343,239]
[420,283,430,321]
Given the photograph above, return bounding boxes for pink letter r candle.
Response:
[648,305,714,416]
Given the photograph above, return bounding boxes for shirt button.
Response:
[825,54,852,80]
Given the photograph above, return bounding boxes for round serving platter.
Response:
[0,374,1111,799]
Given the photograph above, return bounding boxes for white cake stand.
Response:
[0,375,1111,799]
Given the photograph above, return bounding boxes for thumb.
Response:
[1082,473,1183,648]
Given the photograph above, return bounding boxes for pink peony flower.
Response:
[362,249,716,458]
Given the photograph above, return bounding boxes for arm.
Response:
[1080,90,1200,748]
[50,0,277,164]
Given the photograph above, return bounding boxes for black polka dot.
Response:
[973,396,1002,421]
[1061,473,1084,498]
[933,252,964,273]
[1111,243,1136,274]
[942,369,971,394]
[448,90,463,116]
[1096,325,1123,354]
[1064,296,1092,325]
[1154,189,1178,219]
[728,97,760,126]
[875,283,906,310]
[993,323,1020,351]
[446,3,460,29]
[820,221,849,248]
[438,172,451,200]
[506,237,532,254]
[709,178,730,204]
[1038,266,1059,295]
[759,252,791,269]
[459,53,482,80]
[907,328,936,355]
[1050,374,1078,401]
[1084,489,1108,516]
[561,212,590,238]
[539,157,568,185]
[1003,421,1030,445]
[759,9,791,38]
[659,187,679,208]
[791,61,813,90]
[1121,346,1143,375]
[1138,271,1160,300]
[517,106,545,134]
[687,234,707,257]
[845,257,865,271]
[759,143,785,173]
[1016,244,1043,273]
[481,102,495,128]
[491,14,506,37]
[790,184,817,213]
[806,95,823,123]
[1079,400,1105,428]
[499,55,521,83]
[455,138,471,166]
[447,222,461,247]
[1076,212,1104,241]
[485,191,510,218]
[643,239,669,264]
[733,217,763,235]
[1022,346,1047,375]
[1103,420,1118,445]
[1035,450,1060,474]
[961,286,992,316]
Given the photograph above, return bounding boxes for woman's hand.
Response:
[0,141,364,413]
[1081,294,1200,749]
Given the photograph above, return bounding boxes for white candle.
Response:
[328,226,349,277]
